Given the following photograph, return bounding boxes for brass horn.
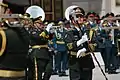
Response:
[26,5,45,21]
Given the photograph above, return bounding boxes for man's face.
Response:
[0,6,5,14]
[76,14,84,24]
[87,14,95,22]
[34,21,44,30]
[22,19,29,25]
[108,15,114,23]
[65,24,70,29]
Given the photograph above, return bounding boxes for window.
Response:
[30,0,63,21]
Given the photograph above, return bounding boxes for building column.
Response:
[100,0,105,16]
[105,0,112,13]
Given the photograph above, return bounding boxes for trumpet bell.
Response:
[26,5,45,21]
[65,5,78,20]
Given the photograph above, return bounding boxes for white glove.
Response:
[77,33,88,46]
[46,23,54,32]
[76,48,86,58]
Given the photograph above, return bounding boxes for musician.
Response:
[115,14,120,67]
[86,11,97,28]
[21,13,32,30]
[86,11,96,20]
[115,14,120,26]
[95,20,107,72]
[52,20,68,76]
[98,12,118,74]
[95,14,100,24]
[0,0,29,80]
[64,7,95,80]
[29,16,54,80]
[105,12,115,24]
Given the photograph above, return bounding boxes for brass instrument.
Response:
[100,18,120,55]
[19,14,33,27]
[102,20,109,27]
[26,5,45,21]
[103,17,120,21]
[0,5,46,28]
[25,6,46,80]
[0,13,33,28]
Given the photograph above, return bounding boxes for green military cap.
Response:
[86,11,96,18]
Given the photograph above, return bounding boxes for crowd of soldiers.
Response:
[1,0,120,80]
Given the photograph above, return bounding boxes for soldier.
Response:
[53,20,68,76]
[86,11,97,28]
[86,12,96,21]
[95,19,107,72]
[98,12,118,74]
[106,13,120,73]
[28,14,54,80]
[64,6,95,80]
[94,14,100,24]
[115,14,120,68]
[115,14,120,26]
[21,13,32,30]
[0,0,30,80]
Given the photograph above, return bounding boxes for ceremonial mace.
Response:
[88,42,108,80]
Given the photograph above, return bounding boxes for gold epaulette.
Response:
[56,41,65,44]
[67,43,73,50]
[39,32,46,37]
[89,43,97,51]
[39,31,49,39]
